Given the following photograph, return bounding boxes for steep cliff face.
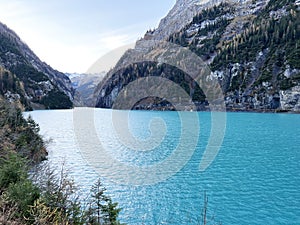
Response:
[137,0,243,43]
[96,0,300,112]
[140,0,202,42]
[0,22,74,109]
[207,0,300,112]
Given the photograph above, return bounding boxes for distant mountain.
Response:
[96,0,300,112]
[66,72,105,107]
[0,22,74,110]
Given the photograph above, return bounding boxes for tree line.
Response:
[0,99,123,224]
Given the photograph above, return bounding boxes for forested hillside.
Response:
[0,22,73,110]
[96,0,300,112]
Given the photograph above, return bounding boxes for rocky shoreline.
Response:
[131,103,300,114]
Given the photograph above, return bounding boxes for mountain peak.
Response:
[95,0,300,112]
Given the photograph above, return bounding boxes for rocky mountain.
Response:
[137,0,226,42]
[0,22,74,110]
[96,0,300,112]
[66,72,105,107]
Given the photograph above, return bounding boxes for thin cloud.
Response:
[0,0,175,73]
[0,1,31,19]
[99,34,130,49]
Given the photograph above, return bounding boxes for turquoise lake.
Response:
[26,108,300,225]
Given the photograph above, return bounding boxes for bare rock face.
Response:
[139,0,264,43]
[280,86,300,112]
[96,0,300,112]
[146,0,202,41]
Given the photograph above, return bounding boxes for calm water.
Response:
[25,108,300,225]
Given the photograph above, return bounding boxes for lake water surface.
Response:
[26,108,300,224]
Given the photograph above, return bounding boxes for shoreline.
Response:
[26,106,300,114]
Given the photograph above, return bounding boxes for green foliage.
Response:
[7,65,71,109]
[15,128,46,163]
[0,102,52,222]
[0,67,31,109]
[31,164,124,225]
[86,178,123,225]
[280,79,292,90]
[97,61,206,108]
[169,3,232,61]
[0,153,27,191]
[264,0,294,12]
[0,33,23,60]
[0,157,125,225]
[102,199,122,225]
[0,101,120,225]
[35,164,83,222]
[7,179,40,219]
[214,1,299,68]
[0,99,47,162]
[0,88,119,225]
[0,65,74,109]
[41,89,73,109]
[0,100,25,130]
[10,64,49,83]
[166,0,300,96]
[259,70,273,83]
[191,2,235,24]
[209,0,300,90]
[99,2,234,109]
[286,40,300,69]
[191,19,231,61]
[0,30,73,109]
[0,68,20,94]
[0,152,40,222]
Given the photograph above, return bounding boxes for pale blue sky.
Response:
[0,0,175,73]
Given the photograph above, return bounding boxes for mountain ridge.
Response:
[95,0,300,112]
[0,22,74,110]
